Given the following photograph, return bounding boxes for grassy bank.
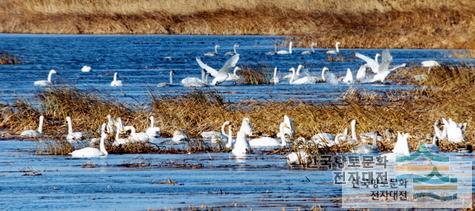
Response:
[1,65,473,154]
[1,0,474,49]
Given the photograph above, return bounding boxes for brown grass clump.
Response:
[35,140,73,155]
[0,52,20,64]
[1,65,474,154]
[1,0,474,49]
[237,66,270,85]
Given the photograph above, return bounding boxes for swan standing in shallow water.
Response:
[66,116,83,143]
[270,67,279,85]
[81,65,92,73]
[20,115,44,138]
[110,72,122,87]
[196,54,240,85]
[158,70,174,87]
[265,44,278,56]
[276,41,292,55]
[204,45,220,57]
[145,116,160,139]
[34,69,57,87]
[301,42,316,55]
[326,41,341,55]
[224,44,239,56]
[71,123,108,158]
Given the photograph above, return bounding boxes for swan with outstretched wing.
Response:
[196,54,240,85]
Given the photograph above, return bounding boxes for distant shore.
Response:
[1,0,474,49]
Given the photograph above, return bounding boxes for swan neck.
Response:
[115,126,120,140]
[113,73,117,81]
[351,121,357,141]
[321,68,327,81]
[227,125,233,147]
[150,116,154,128]
[221,122,229,138]
[273,68,277,78]
[214,45,218,54]
[47,71,54,82]
[233,45,237,54]
[99,132,107,155]
[335,43,340,52]
[38,116,44,133]
[289,42,292,54]
[290,68,296,83]
[67,117,73,134]
[169,71,173,84]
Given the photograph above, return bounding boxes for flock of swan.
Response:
[31,41,441,89]
[20,112,468,164]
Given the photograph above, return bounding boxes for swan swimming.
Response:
[270,67,279,85]
[66,116,83,143]
[283,64,303,80]
[231,118,252,156]
[289,67,319,85]
[321,67,338,85]
[311,128,348,148]
[181,69,209,87]
[113,120,129,146]
[172,130,188,144]
[301,42,316,55]
[20,115,44,138]
[145,116,160,139]
[196,54,240,85]
[157,70,174,87]
[110,72,123,87]
[224,44,239,56]
[81,65,92,73]
[70,123,108,158]
[204,45,220,57]
[287,148,310,165]
[34,69,57,87]
[248,122,290,149]
[276,41,292,55]
[265,44,278,56]
[326,41,341,55]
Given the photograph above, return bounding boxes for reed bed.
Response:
[237,66,271,85]
[1,65,474,154]
[1,0,473,49]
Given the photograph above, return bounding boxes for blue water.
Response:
[0,34,473,104]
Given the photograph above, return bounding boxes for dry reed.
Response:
[0,52,20,64]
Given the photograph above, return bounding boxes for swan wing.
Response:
[219,54,239,73]
[355,53,379,73]
[196,57,219,77]
[378,50,393,73]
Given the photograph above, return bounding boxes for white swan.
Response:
[20,115,44,138]
[110,72,122,87]
[106,114,114,134]
[81,65,92,73]
[320,67,338,85]
[281,115,294,138]
[276,41,292,55]
[326,41,341,55]
[172,130,188,144]
[181,70,208,87]
[421,60,440,71]
[287,149,310,165]
[270,67,279,85]
[340,68,354,84]
[217,121,234,148]
[301,42,316,55]
[351,123,380,154]
[443,118,466,143]
[369,50,406,83]
[225,67,241,82]
[113,120,128,146]
[145,116,160,139]
[311,128,348,148]
[157,70,174,87]
[204,45,220,57]
[70,123,108,158]
[66,116,83,143]
[355,53,381,74]
[196,54,240,85]
[224,44,239,56]
[248,122,289,149]
[232,119,252,156]
[393,132,410,156]
[289,67,318,85]
[283,64,303,80]
[124,126,149,143]
[370,63,406,83]
[201,121,232,145]
[355,64,369,82]
[34,69,57,87]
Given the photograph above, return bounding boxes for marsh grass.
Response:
[237,66,270,85]
[4,65,475,154]
[0,52,20,64]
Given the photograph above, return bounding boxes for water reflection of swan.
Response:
[34,69,57,87]
[276,41,292,55]
[326,41,341,55]
[71,123,108,158]
[110,72,122,87]
[196,54,240,85]
[204,44,220,57]
[20,115,44,138]
[66,116,83,143]
[301,42,316,55]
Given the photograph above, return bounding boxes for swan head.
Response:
[336,41,341,46]
[233,66,241,74]
[240,117,252,136]
[49,69,57,74]
[234,44,239,47]
[289,67,295,72]
[297,64,304,70]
